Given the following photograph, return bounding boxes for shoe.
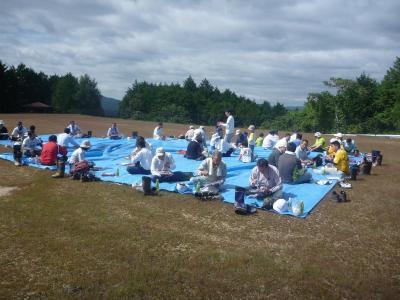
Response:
[331,191,341,202]
[340,191,347,202]
[14,161,21,166]
[339,181,352,189]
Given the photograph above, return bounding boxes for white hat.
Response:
[193,129,202,137]
[156,147,165,157]
[275,139,287,149]
[235,129,241,135]
[189,125,194,129]
[199,126,205,130]
[273,199,288,214]
[334,132,343,138]
[80,140,91,148]
[314,132,322,137]
[248,125,255,130]
[0,120,4,125]
[330,138,338,143]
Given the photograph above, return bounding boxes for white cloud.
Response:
[0,0,399,106]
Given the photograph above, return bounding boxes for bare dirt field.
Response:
[0,113,399,299]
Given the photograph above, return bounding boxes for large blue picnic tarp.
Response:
[1,135,360,218]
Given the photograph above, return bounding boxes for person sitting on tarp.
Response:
[210,126,223,150]
[235,129,247,147]
[151,147,191,183]
[326,140,350,174]
[295,139,312,165]
[195,150,227,192]
[327,138,338,156]
[215,135,235,157]
[248,158,283,206]
[309,132,326,152]
[22,131,42,158]
[278,142,312,184]
[126,137,152,175]
[11,121,28,166]
[198,126,208,147]
[185,125,195,141]
[0,120,9,140]
[58,128,80,148]
[292,133,302,147]
[255,132,264,146]
[268,139,287,167]
[68,140,91,166]
[40,135,68,178]
[238,140,253,163]
[262,130,279,149]
[67,120,83,137]
[107,122,122,140]
[130,136,152,158]
[153,122,165,140]
[185,130,206,160]
[344,138,356,154]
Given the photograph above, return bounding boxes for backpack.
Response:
[70,160,91,179]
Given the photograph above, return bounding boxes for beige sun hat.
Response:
[314,132,322,137]
[156,147,165,157]
[334,132,343,138]
[80,140,91,148]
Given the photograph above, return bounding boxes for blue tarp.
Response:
[0,135,356,218]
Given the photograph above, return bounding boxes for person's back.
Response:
[334,148,350,174]
[40,141,58,165]
[278,152,300,183]
[268,148,282,167]
[186,140,203,160]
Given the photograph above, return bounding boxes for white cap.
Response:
[156,147,165,157]
[193,129,202,137]
[0,120,4,125]
[273,199,288,214]
[330,138,338,143]
[189,125,194,129]
[334,133,343,138]
[314,132,322,137]
[275,139,287,149]
[248,125,255,130]
[235,129,241,135]
[80,140,91,148]
[199,126,205,130]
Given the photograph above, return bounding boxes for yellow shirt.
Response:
[313,137,326,148]
[333,149,349,174]
[255,137,263,146]
[248,132,255,146]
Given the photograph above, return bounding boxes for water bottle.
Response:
[300,201,304,214]
[115,168,120,176]
[195,182,201,193]
[155,178,160,192]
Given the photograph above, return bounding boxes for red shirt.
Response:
[40,142,67,165]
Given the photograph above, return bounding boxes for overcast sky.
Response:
[1,0,399,105]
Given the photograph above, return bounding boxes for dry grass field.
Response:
[0,114,399,299]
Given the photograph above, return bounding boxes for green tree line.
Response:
[119,77,287,127]
[0,61,103,116]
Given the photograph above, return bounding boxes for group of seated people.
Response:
[3,118,356,200]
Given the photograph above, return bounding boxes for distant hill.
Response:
[101,96,120,117]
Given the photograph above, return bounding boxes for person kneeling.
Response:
[150,147,191,183]
[40,135,68,178]
[126,137,152,175]
[248,158,283,208]
[192,150,227,194]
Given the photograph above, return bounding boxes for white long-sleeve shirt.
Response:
[198,157,227,183]
[68,148,86,164]
[57,133,79,147]
[221,115,234,135]
[249,165,282,193]
[153,126,163,139]
[130,148,153,170]
[22,136,41,150]
[262,134,279,149]
[150,153,176,176]
[11,126,28,145]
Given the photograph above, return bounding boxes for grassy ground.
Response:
[0,114,399,299]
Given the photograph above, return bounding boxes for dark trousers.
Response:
[24,149,42,157]
[152,171,192,183]
[222,148,234,157]
[13,145,22,160]
[127,164,151,175]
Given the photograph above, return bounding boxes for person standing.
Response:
[219,110,234,143]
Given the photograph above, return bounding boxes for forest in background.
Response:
[1,57,399,133]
